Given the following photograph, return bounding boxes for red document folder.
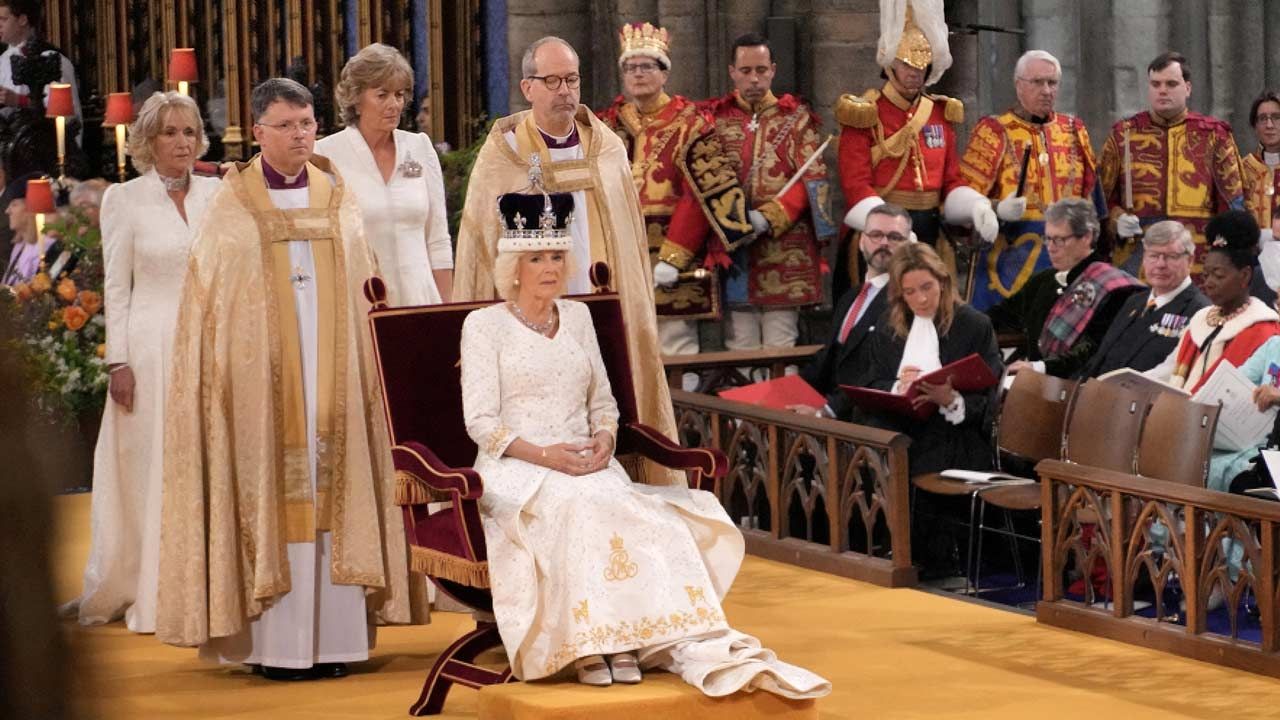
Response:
[840,353,998,421]
[718,375,827,411]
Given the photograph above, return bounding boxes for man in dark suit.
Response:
[1079,220,1209,378]
[795,203,913,419]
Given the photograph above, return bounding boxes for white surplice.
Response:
[199,177,369,669]
[75,171,221,633]
[460,299,829,698]
[315,127,452,306]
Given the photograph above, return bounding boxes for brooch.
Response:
[398,155,423,178]
[1070,283,1097,307]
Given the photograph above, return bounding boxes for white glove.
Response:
[995,194,1027,222]
[1117,213,1143,238]
[653,261,680,288]
[748,209,770,237]
[972,198,999,244]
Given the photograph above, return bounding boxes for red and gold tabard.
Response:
[1242,149,1280,231]
[835,81,964,223]
[958,110,1101,310]
[1099,110,1245,277]
[703,90,833,308]
[598,92,754,319]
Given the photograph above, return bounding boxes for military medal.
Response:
[398,154,423,178]
[747,113,759,133]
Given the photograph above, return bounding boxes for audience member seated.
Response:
[1077,220,1209,378]
[858,242,1004,477]
[1,171,47,285]
[459,188,829,696]
[1147,210,1280,399]
[42,178,109,279]
[1207,337,1280,492]
[795,203,912,419]
[991,197,1143,377]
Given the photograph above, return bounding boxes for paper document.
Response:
[939,469,1032,485]
[1096,367,1189,397]
[1193,363,1276,453]
[1263,449,1280,494]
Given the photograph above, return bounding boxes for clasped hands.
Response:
[898,365,958,410]
[541,431,614,476]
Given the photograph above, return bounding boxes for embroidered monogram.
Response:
[604,533,639,582]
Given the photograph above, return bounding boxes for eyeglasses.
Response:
[863,230,909,243]
[526,74,581,90]
[255,119,318,135]
[1017,77,1060,89]
[1145,250,1190,264]
[1257,113,1280,126]
[621,62,661,75]
[1044,233,1081,247]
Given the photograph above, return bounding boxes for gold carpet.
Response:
[52,492,1280,719]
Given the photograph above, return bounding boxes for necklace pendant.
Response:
[289,265,312,290]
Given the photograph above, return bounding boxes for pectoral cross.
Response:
[290,265,312,290]
[747,113,759,133]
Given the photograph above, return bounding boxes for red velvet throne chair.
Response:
[363,266,728,716]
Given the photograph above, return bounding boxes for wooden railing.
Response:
[1037,459,1280,676]
[663,345,822,391]
[670,389,916,587]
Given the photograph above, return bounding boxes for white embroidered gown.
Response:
[75,171,221,632]
[315,127,452,307]
[460,300,830,698]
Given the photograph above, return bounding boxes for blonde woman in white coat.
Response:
[66,92,221,632]
[316,43,453,306]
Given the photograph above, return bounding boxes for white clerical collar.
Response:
[1054,270,1069,287]
[1266,151,1280,167]
[1151,276,1192,309]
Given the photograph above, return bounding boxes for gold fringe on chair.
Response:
[410,545,491,588]
[396,470,456,506]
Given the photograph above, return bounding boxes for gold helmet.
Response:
[877,0,951,85]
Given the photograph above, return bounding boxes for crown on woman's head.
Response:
[618,22,671,69]
[496,190,575,253]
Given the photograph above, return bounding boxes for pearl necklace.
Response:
[159,171,190,193]
[509,301,557,336]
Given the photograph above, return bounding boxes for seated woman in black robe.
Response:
[859,242,1004,476]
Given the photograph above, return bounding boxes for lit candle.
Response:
[115,124,127,178]
[178,80,189,97]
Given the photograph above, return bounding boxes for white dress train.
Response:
[74,171,220,633]
[460,300,830,698]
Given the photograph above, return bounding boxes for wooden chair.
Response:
[970,371,1079,597]
[364,269,728,716]
[1136,392,1220,487]
[1062,380,1153,473]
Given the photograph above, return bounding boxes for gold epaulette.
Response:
[929,94,964,124]
[835,90,880,129]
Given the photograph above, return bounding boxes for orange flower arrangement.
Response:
[78,289,102,316]
[63,305,88,331]
[56,277,78,302]
[30,271,51,293]
[96,343,106,358]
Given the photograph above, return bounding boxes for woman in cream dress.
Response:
[460,189,829,697]
[316,43,452,306]
[69,92,222,632]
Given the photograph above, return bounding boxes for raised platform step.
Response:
[476,672,817,720]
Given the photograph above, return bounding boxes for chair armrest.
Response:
[393,441,484,502]
[619,422,727,489]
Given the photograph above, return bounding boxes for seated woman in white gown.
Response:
[459,189,830,697]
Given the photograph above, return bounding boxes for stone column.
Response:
[504,0,592,113]
[657,0,709,98]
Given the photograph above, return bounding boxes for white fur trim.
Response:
[618,48,670,70]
